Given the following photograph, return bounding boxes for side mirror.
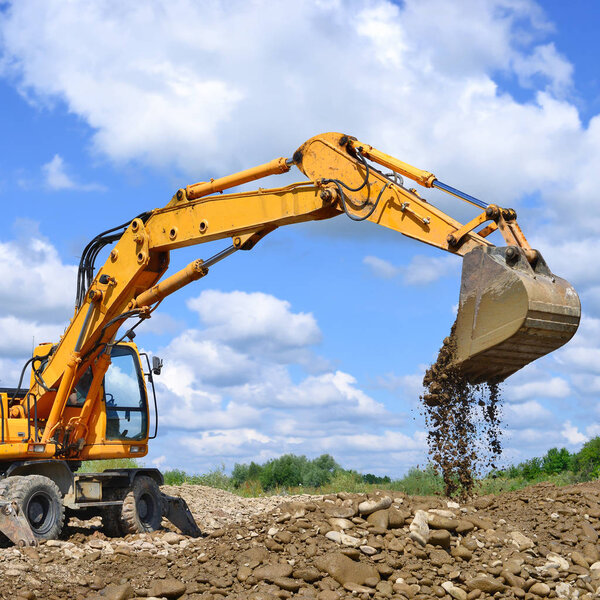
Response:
[152,356,163,376]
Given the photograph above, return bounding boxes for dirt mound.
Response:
[422,328,503,498]
[3,482,600,599]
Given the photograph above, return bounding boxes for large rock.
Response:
[237,547,270,566]
[409,510,430,546]
[315,552,380,587]
[273,577,302,592]
[358,496,392,516]
[293,566,321,583]
[366,509,389,530]
[429,529,451,549]
[509,531,534,550]
[544,552,569,571]
[254,563,294,582]
[325,530,361,547]
[427,514,459,530]
[466,576,506,593]
[147,579,187,599]
[582,521,599,542]
[529,582,550,597]
[464,515,494,530]
[100,584,134,600]
[328,518,354,530]
[451,545,472,561]
[571,550,590,569]
[388,507,409,528]
[325,506,356,519]
[441,581,467,600]
[455,520,475,534]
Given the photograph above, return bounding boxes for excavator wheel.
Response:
[8,475,65,541]
[120,475,163,534]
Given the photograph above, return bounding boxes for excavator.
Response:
[0,132,581,546]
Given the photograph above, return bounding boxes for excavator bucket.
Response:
[453,246,581,384]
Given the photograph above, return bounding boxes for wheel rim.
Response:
[26,491,55,535]
[138,492,156,525]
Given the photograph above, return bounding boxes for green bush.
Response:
[572,437,600,479]
[163,468,187,485]
[232,461,262,487]
[542,447,571,475]
[362,473,392,485]
[260,454,307,489]
[519,457,543,481]
[232,454,341,491]
[394,465,444,496]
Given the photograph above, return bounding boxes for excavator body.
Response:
[0,131,581,544]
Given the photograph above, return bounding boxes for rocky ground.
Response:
[3,482,600,599]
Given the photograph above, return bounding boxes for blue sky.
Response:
[1,0,599,476]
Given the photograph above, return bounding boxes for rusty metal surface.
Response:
[161,493,202,537]
[0,500,36,546]
[453,246,581,383]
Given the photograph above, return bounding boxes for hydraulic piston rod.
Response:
[133,245,238,308]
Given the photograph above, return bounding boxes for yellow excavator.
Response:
[0,133,580,545]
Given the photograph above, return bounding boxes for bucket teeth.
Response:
[453,246,580,384]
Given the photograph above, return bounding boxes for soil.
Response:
[3,482,600,599]
[422,326,503,499]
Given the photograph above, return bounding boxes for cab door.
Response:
[103,344,149,441]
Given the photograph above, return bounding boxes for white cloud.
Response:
[504,400,553,427]
[512,43,573,95]
[505,377,571,401]
[363,254,459,285]
[363,255,400,279]
[585,424,600,439]
[41,154,104,192]
[278,371,386,416]
[149,288,411,472]
[0,0,587,213]
[0,227,76,324]
[402,255,459,286]
[562,420,587,445]
[0,316,64,358]
[187,290,321,353]
[183,429,273,458]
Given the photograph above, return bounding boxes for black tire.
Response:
[10,475,65,540]
[121,476,163,534]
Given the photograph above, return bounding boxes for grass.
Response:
[76,459,589,498]
[79,458,141,473]
[476,470,579,494]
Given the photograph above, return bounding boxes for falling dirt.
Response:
[422,324,503,499]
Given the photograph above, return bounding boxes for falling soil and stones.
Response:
[4,481,600,599]
[422,325,503,498]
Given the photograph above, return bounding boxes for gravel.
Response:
[2,481,600,599]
